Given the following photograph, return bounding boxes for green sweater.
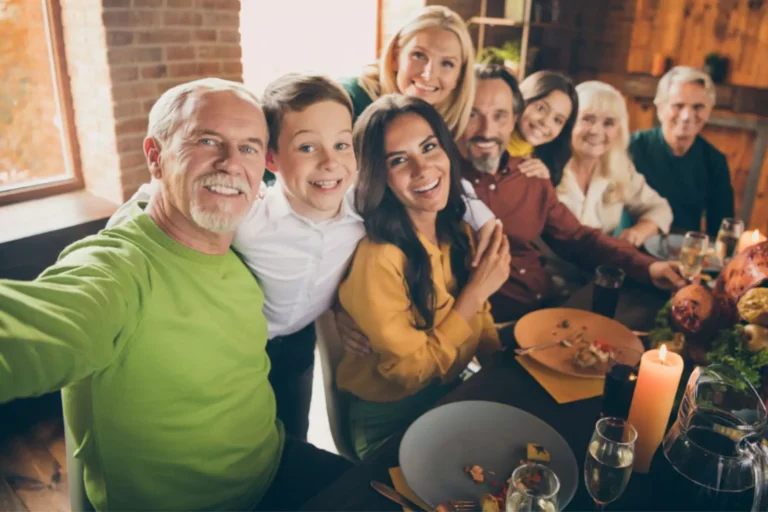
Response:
[0,205,282,510]
[629,127,735,236]
[340,76,375,122]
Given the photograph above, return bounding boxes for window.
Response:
[0,0,80,205]
[241,0,379,95]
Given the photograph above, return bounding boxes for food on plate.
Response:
[738,288,768,327]
[480,493,501,512]
[745,324,768,352]
[464,464,485,483]
[526,443,550,463]
[670,283,721,342]
[557,319,570,329]
[572,338,613,368]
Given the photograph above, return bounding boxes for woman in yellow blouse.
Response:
[336,94,510,459]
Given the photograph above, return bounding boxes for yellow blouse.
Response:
[336,225,501,403]
[506,130,535,158]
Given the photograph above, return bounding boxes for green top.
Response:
[340,76,375,121]
[629,127,735,236]
[0,204,282,511]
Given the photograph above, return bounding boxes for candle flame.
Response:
[660,344,668,362]
[752,230,761,243]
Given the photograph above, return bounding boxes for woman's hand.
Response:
[618,220,659,247]
[335,307,372,356]
[649,261,687,291]
[455,224,511,320]
[518,158,551,180]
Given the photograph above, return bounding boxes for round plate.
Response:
[644,233,721,273]
[514,308,644,378]
[399,401,578,511]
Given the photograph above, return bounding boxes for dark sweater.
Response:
[629,127,735,236]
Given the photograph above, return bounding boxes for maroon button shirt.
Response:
[461,152,657,322]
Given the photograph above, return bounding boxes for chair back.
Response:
[62,393,94,512]
[314,309,358,461]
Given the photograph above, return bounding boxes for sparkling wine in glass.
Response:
[714,217,744,265]
[584,417,637,510]
[678,231,708,282]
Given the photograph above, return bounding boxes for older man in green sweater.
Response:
[629,66,735,237]
[0,78,348,510]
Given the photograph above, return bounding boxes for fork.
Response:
[434,500,478,512]
[514,338,573,356]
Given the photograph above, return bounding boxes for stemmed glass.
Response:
[584,417,637,510]
[678,231,709,282]
[714,217,744,266]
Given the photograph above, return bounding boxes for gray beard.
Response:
[468,153,500,174]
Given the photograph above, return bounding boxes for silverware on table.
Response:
[514,338,573,356]
[371,481,425,511]
[369,481,476,512]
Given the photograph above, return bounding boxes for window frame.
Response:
[0,0,83,206]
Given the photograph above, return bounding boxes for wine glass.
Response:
[678,231,708,282]
[505,462,559,512]
[584,417,637,510]
[714,217,744,266]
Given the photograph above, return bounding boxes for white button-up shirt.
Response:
[109,179,494,339]
[233,181,365,338]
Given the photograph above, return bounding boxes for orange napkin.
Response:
[517,356,604,404]
[389,466,431,511]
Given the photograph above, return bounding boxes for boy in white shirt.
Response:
[110,74,496,441]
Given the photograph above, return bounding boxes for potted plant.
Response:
[704,52,729,83]
[478,40,521,76]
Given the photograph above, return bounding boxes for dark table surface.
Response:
[302,283,671,511]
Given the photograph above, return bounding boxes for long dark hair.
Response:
[520,71,579,186]
[353,94,471,330]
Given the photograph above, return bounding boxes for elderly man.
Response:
[0,78,348,511]
[630,66,735,236]
[457,64,685,321]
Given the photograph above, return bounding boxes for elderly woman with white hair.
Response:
[629,66,735,236]
[557,81,673,246]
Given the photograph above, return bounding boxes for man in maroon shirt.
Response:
[459,64,685,322]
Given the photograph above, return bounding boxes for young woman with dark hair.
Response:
[335,94,509,459]
[508,70,580,186]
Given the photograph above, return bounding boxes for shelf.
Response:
[467,16,523,27]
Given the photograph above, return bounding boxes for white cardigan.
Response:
[557,160,673,235]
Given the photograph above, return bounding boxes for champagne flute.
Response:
[584,417,637,510]
[678,231,708,282]
[714,217,744,265]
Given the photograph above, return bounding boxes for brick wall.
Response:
[61,0,244,203]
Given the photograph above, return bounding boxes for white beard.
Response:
[190,197,245,233]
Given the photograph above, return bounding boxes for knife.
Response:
[371,480,426,511]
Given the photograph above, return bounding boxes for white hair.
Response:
[147,78,261,145]
[654,66,716,108]
[563,80,633,203]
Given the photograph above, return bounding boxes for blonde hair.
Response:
[654,66,716,108]
[358,5,476,137]
[147,78,261,145]
[562,80,633,203]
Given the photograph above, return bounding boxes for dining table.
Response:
[302,281,672,511]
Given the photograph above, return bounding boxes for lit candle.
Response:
[626,344,684,473]
[736,229,766,254]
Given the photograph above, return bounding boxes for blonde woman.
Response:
[339,5,475,137]
[557,81,672,246]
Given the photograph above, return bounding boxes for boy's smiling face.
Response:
[270,100,357,222]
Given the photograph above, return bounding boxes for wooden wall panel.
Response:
[627,0,768,88]
[700,123,757,220]
[750,144,768,232]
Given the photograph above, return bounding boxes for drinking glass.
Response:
[714,217,744,265]
[678,231,709,282]
[584,417,637,510]
[505,463,560,512]
[601,348,642,420]
[591,266,625,318]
